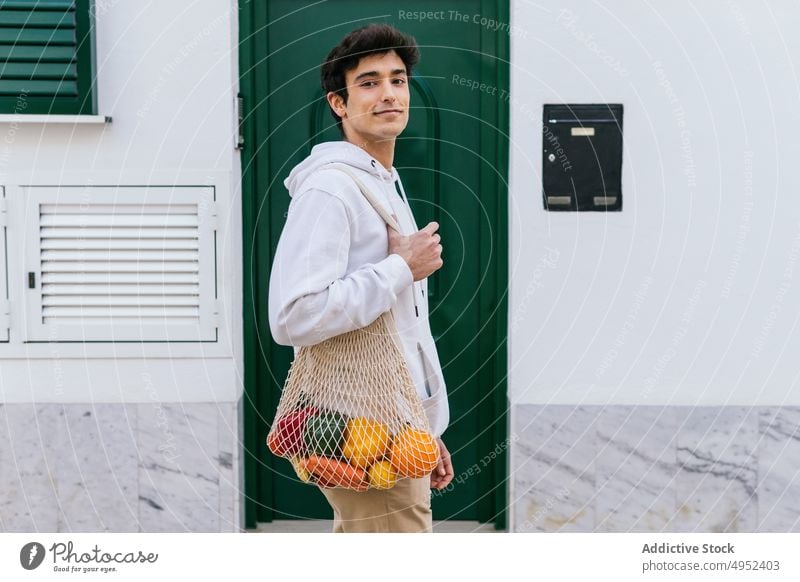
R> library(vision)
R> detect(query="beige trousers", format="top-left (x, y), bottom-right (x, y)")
top-left (319, 476), bottom-right (433, 533)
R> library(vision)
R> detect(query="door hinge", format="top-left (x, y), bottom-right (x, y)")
top-left (0, 196), bottom-right (7, 227)
top-left (0, 298), bottom-right (9, 329)
top-left (235, 93), bottom-right (244, 150)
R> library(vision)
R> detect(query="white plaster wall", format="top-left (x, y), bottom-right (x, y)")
top-left (0, 0), bottom-right (243, 403)
top-left (509, 0), bottom-right (800, 406)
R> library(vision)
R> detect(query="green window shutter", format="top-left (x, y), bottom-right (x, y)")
top-left (0, 0), bottom-right (95, 114)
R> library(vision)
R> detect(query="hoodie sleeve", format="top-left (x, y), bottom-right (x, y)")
top-left (268, 188), bottom-right (413, 347)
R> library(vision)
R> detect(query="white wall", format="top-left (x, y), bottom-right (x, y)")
top-left (510, 0), bottom-right (800, 406)
top-left (0, 1), bottom-right (242, 403)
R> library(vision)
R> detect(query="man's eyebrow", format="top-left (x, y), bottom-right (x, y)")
top-left (353, 68), bottom-right (408, 82)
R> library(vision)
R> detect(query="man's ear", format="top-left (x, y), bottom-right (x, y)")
top-left (326, 91), bottom-right (347, 119)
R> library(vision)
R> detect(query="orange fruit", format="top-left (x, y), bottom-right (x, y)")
top-left (368, 460), bottom-right (398, 490)
top-left (389, 427), bottom-right (440, 478)
top-left (342, 417), bottom-right (391, 469)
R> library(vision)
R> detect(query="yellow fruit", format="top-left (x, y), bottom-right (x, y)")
top-left (368, 460), bottom-right (398, 490)
top-left (342, 417), bottom-right (391, 469)
top-left (290, 456), bottom-right (311, 483)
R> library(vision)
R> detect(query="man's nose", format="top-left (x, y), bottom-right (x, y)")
top-left (381, 79), bottom-right (398, 102)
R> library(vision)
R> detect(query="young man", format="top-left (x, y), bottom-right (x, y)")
top-left (268, 23), bottom-right (453, 533)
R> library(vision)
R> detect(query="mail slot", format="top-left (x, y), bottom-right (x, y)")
top-left (542, 104), bottom-right (623, 211)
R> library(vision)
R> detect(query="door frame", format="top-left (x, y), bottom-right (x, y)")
top-left (239, 0), bottom-right (510, 529)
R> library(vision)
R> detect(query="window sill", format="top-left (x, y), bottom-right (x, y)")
top-left (0, 114), bottom-right (111, 124)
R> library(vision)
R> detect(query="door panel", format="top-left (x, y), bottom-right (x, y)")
top-left (241, 0), bottom-right (509, 527)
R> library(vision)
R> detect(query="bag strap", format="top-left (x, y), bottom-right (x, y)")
top-left (322, 163), bottom-right (402, 232)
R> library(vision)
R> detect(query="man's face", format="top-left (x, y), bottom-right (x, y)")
top-left (328, 50), bottom-right (411, 145)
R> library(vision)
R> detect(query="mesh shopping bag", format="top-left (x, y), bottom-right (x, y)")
top-left (267, 164), bottom-right (441, 491)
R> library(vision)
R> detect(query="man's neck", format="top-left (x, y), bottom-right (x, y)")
top-left (344, 135), bottom-right (395, 172)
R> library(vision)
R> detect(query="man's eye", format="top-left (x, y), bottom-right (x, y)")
top-left (361, 81), bottom-right (377, 87)
top-left (393, 79), bottom-right (407, 84)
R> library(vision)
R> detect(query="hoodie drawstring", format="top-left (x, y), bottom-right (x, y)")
top-left (393, 178), bottom-right (420, 318)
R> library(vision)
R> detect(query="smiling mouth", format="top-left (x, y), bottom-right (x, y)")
top-left (375, 109), bottom-right (402, 115)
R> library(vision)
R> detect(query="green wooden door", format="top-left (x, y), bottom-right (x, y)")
top-left (240, 0), bottom-right (509, 529)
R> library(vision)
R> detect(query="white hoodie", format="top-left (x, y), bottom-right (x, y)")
top-left (268, 140), bottom-right (450, 438)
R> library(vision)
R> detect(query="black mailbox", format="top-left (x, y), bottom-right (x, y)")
top-left (542, 104), bottom-right (623, 211)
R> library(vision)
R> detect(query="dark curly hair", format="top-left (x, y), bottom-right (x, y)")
top-left (320, 24), bottom-right (420, 135)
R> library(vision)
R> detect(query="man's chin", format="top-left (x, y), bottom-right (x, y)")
top-left (373, 121), bottom-right (408, 139)
top-left (345, 122), bottom-right (408, 143)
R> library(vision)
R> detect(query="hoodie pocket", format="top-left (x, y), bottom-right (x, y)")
top-left (417, 343), bottom-right (432, 398)
top-left (417, 341), bottom-right (445, 406)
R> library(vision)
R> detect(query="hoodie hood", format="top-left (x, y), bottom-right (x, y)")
top-left (283, 140), bottom-right (399, 197)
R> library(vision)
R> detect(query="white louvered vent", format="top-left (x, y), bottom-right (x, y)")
top-left (25, 187), bottom-right (217, 342)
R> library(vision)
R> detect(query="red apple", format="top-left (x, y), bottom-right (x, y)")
top-left (267, 407), bottom-right (316, 457)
